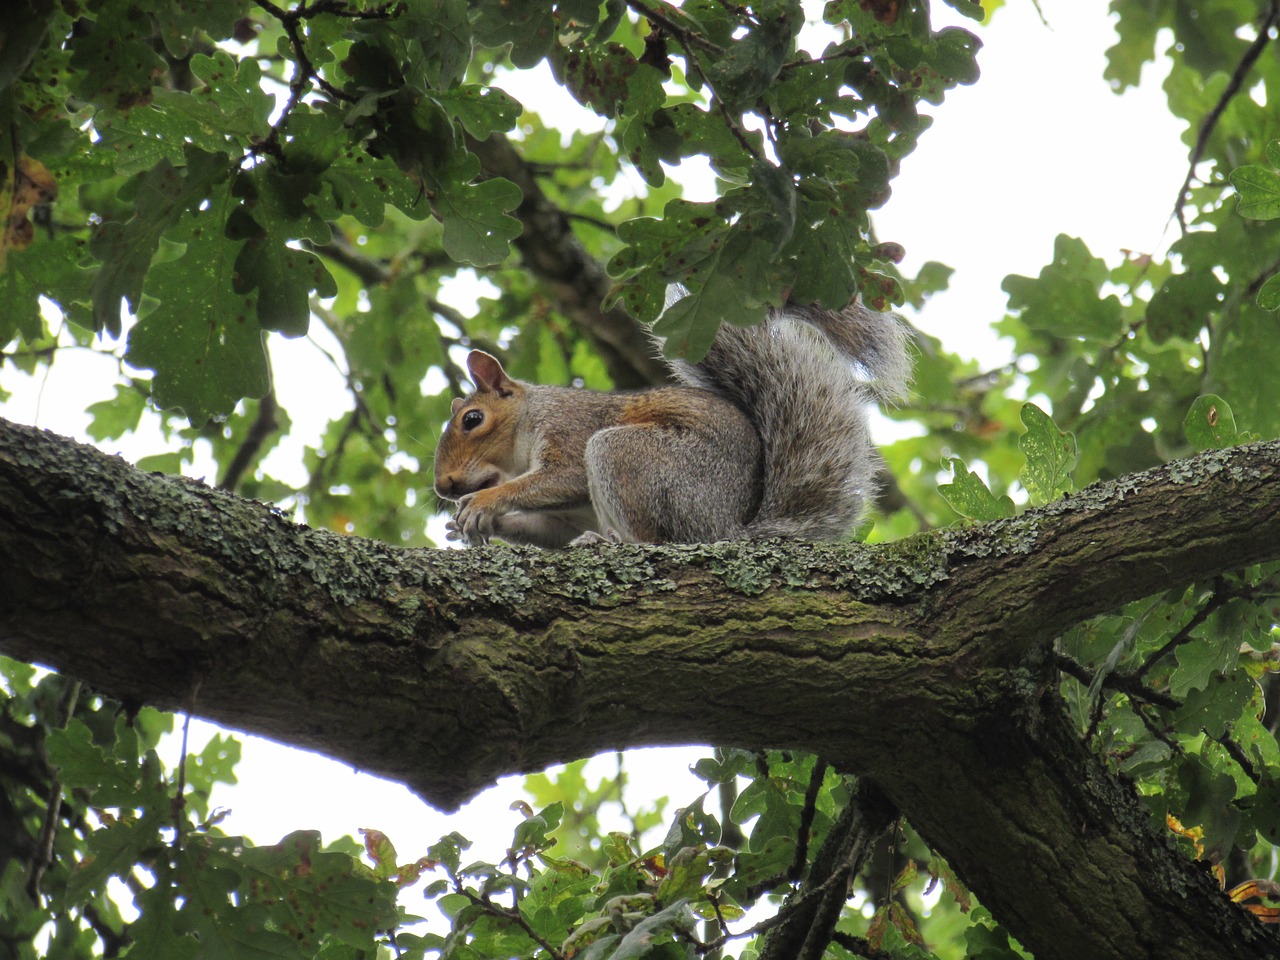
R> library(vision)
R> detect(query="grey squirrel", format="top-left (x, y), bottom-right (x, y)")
top-left (433, 301), bottom-right (911, 547)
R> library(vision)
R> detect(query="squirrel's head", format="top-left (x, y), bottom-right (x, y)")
top-left (433, 351), bottom-right (525, 501)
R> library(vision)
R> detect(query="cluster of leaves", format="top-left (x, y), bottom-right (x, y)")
top-left (1, 0), bottom-right (982, 547)
top-left (377, 751), bottom-right (1011, 960)
top-left (0, 656), bottom-right (400, 959)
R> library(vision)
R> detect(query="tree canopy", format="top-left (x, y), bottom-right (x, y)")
top-left (3, 1), bottom-right (1280, 960)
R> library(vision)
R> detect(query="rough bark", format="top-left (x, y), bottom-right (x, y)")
top-left (1, 416), bottom-right (1279, 960)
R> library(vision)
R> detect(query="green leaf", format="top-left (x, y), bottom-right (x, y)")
top-left (176, 844), bottom-right (304, 960)
top-left (1229, 164), bottom-right (1280, 220)
top-left (1001, 235), bottom-right (1124, 342)
top-left (608, 899), bottom-right (695, 960)
top-left (224, 174), bottom-right (338, 338)
top-left (933, 26), bottom-right (982, 84)
top-left (238, 831), bottom-right (399, 952)
top-left (151, 0), bottom-right (244, 58)
top-left (1170, 629), bottom-right (1239, 698)
top-left (1172, 669), bottom-right (1255, 739)
top-left (0, 232), bottom-right (95, 343)
top-left (428, 154), bottom-right (522, 265)
top-left (427, 832), bottom-right (471, 875)
top-left (185, 732), bottom-right (242, 798)
top-left (938, 457), bottom-right (1015, 521)
top-left (1146, 270), bottom-right (1224, 343)
top-left (1183, 395), bottom-right (1243, 451)
top-left (67, 813), bottom-right (168, 901)
top-left (126, 881), bottom-right (201, 960)
top-left (68, 4), bottom-right (165, 112)
top-left (90, 149), bottom-right (230, 336)
top-left (471, 0), bottom-right (556, 68)
top-left (1257, 271), bottom-right (1280, 312)
top-left (85, 383), bottom-right (148, 442)
top-left (661, 794), bottom-right (720, 864)
top-left (1247, 776), bottom-right (1280, 846)
top-left (512, 802), bottom-right (564, 850)
top-left (1018, 403), bottom-right (1077, 505)
top-left (152, 52), bottom-right (275, 147)
top-left (433, 85), bottom-right (522, 139)
top-left (46, 719), bottom-right (152, 806)
top-left (941, 0), bottom-right (987, 23)
top-left (703, 3), bottom-right (800, 109)
top-left (652, 231), bottom-right (773, 360)
top-left (397, 0), bottom-right (474, 89)
top-left (657, 846), bottom-right (711, 903)
top-left (125, 180), bottom-right (270, 424)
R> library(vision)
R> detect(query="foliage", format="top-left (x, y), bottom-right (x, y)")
top-left (0, 659), bottom-right (399, 959)
top-left (4, 0), bottom-right (1280, 958)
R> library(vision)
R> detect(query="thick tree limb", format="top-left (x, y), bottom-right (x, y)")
top-left (1, 417), bottom-right (1279, 960)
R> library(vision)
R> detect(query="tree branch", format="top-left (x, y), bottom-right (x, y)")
top-left (756, 779), bottom-right (897, 960)
top-left (2, 418), bottom-right (1280, 960)
top-left (465, 133), bottom-right (669, 389)
top-left (1172, 0), bottom-right (1280, 233)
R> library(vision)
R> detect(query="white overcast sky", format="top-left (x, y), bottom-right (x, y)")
top-left (1, 0), bottom-right (1190, 907)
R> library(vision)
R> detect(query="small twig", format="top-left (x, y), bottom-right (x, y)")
top-left (1133, 583), bottom-right (1230, 681)
top-left (249, 0), bottom-right (361, 161)
top-left (26, 679), bottom-right (81, 902)
top-left (788, 757), bottom-right (828, 881)
top-left (219, 390), bottom-right (280, 492)
top-left (1053, 652), bottom-right (1182, 713)
top-left (1127, 702), bottom-right (1187, 767)
top-left (454, 885), bottom-right (565, 960)
top-left (623, 0), bottom-right (763, 160)
top-left (1173, 0), bottom-right (1280, 234)
top-left (881, 818), bottom-right (902, 908)
top-left (1216, 725), bottom-right (1260, 785)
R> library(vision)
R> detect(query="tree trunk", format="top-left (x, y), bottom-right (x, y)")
top-left (1, 416), bottom-right (1278, 959)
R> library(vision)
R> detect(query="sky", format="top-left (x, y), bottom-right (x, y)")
top-left (1, 0), bottom-right (1193, 928)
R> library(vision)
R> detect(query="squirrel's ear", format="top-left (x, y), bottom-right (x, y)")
top-left (466, 350), bottom-right (516, 396)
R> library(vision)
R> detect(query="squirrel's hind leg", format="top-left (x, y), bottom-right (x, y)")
top-left (584, 423), bottom-right (760, 544)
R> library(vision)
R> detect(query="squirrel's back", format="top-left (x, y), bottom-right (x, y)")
top-left (664, 301), bottom-right (911, 540)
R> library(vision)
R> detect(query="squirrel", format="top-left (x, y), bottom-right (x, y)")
top-left (433, 301), bottom-right (911, 547)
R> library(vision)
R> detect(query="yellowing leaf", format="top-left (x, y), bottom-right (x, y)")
top-left (0, 154), bottom-right (57, 267)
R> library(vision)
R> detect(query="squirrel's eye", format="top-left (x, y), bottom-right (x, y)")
top-left (461, 409), bottom-right (485, 431)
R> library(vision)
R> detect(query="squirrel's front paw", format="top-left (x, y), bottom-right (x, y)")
top-left (452, 493), bottom-right (497, 546)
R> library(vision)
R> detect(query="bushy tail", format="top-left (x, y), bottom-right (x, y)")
top-left (665, 302), bottom-right (911, 540)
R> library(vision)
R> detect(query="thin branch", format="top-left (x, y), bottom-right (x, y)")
top-left (789, 757), bottom-right (829, 882)
top-left (249, 0), bottom-right (369, 162)
top-left (830, 930), bottom-right (892, 959)
top-left (172, 681), bottom-right (201, 853)
top-left (454, 884), bottom-right (565, 960)
top-left (747, 780), bottom-right (897, 960)
top-left (623, 0), bottom-right (763, 160)
top-left (1053, 652), bottom-right (1182, 712)
top-left (1132, 701), bottom-right (1184, 756)
top-left (218, 391), bottom-right (280, 492)
top-left (1173, 0), bottom-right (1280, 234)
top-left (1133, 583), bottom-right (1231, 681)
top-left (1217, 725), bottom-right (1260, 785)
top-left (26, 679), bottom-right (81, 903)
